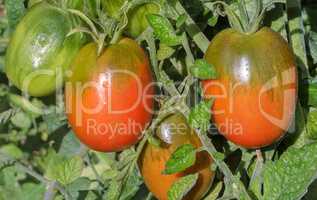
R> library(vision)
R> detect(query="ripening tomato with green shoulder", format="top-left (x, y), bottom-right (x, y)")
top-left (5, 2), bottom-right (84, 97)
top-left (202, 27), bottom-right (297, 148)
top-left (139, 114), bottom-right (214, 200)
top-left (65, 38), bottom-right (154, 152)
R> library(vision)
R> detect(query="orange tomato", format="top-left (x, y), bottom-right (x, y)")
top-left (139, 114), bottom-right (214, 200)
top-left (65, 38), bottom-right (154, 152)
top-left (203, 27), bottom-right (297, 148)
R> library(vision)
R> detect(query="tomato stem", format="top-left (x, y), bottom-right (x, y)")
top-left (210, 0), bottom-right (286, 34)
top-left (173, 1), bottom-right (210, 52)
top-left (109, 1), bottom-right (130, 44)
top-left (237, 0), bottom-right (250, 31)
top-left (249, 150), bottom-right (264, 197)
top-left (109, 26), bottom-right (124, 44)
top-left (7, 94), bottom-right (43, 116)
top-left (68, 9), bottom-right (99, 38)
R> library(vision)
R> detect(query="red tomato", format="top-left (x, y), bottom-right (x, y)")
top-left (203, 27), bottom-right (297, 148)
top-left (65, 38), bottom-right (154, 152)
top-left (139, 114), bottom-right (214, 200)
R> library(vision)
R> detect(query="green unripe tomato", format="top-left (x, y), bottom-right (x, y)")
top-left (5, 2), bottom-right (84, 97)
top-left (28, 0), bottom-right (42, 7)
top-left (102, 0), bottom-right (159, 37)
top-left (28, 0), bottom-right (83, 10)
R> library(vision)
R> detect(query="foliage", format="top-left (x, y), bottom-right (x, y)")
top-left (0, 0), bottom-right (317, 200)
top-left (163, 144), bottom-right (196, 175)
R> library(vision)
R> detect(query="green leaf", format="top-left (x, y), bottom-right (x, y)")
top-left (188, 100), bottom-right (213, 132)
top-left (10, 112), bottom-right (32, 129)
top-left (204, 182), bottom-right (223, 200)
top-left (46, 155), bottom-right (84, 185)
top-left (119, 167), bottom-right (143, 200)
top-left (85, 191), bottom-right (99, 200)
top-left (5, 0), bottom-right (25, 32)
top-left (0, 109), bottom-right (17, 124)
top-left (266, 4), bottom-right (287, 39)
top-left (157, 43), bottom-right (175, 61)
top-left (147, 14), bottom-right (182, 46)
top-left (207, 15), bottom-right (219, 27)
top-left (287, 0), bottom-right (309, 76)
top-left (263, 142), bottom-right (317, 200)
top-left (0, 166), bottom-right (27, 199)
top-left (102, 169), bottom-right (118, 181)
top-left (167, 174), bottom-right (199, 200)
top-left (42, 106), bottom-right (67, 134)
top-left (20, 183), bottom-right (45, 200)
top-left (292, 103), bottom-right (309, 148)
top-left (309, 31), bottom-right (317, 64)
top-left (104, 180), bottom-right (120, 200)
top-left (59, 131), bottom-right (83, 157)
top-left (66, 177), bottom-right (91, 199)
top-left (306, 110), bottom-right (317, 140)
top-left (190, 59), bottom-right (218, 80)
top-left (0, 144), bottom-right (23, 159)
top-left (163, 144), bottom-right (196, 175)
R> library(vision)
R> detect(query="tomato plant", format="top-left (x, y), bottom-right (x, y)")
top-left (203, 27), bottom-right (297, 148)
top-left (1, 1), bottom-right (317, 200)
top-left (102, 0), bottom-right (159, 37)
top-left (5, 2), bottom-right (83, 97)
top-left (65, 38), bottom-right (154, 152)
top-left (139, 114), bottom-right (214, 200)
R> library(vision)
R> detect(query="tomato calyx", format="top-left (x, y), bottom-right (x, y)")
top-left (66, 0), bottom-right (161, 55)
top-left (209, 0), bottom-right (285, 34)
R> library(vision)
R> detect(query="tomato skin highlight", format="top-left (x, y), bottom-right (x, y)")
top-left (5, 2), bottom-right (83, 97)
top-left (65, 38), bottom-right (154, 152)
top-left (203, 27), bottom-right (297, 148)
top-left (139, 114), bottom-right (214, 200)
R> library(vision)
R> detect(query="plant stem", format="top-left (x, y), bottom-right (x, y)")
top-left (144, 29), bottom-right (160, 80)
top-left (8, 94), bottom-right (44, 115)
top-left (237, 0), bottom-right (249, 31)
top-left (68, 9), bottom-right (99, 38)
top-left (44, 181), bottom-right (57, 200)
top-left (198, 133), bottom-right (252, 200)
top-left (146, 192), bottom-right (153, 200)
top-left (173, 1), bottom-right (210, 53)
top-left (249, 149), bottom-right (264, 198)
top-left (0, 152), bottom-right (71, 200)
top-left (86, 152), bottom-right (104, 184)
top-left (109, 28), bottom-right (123, 44)
top-left (181, 33), bottom-right (195, 64)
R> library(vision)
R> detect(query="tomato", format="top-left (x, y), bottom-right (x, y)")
top-left (65, 38), bottom-right (154, 152)
top-left (28, 0), bottom-right (83, 9)
top-left (102, 0), bottom-right (159, 37)
top-left (5, 2), bottom-right (83, 97)
top-left (202, 27), bottom-right (297, 148)
top-left (138, 114), bottom-right (214, 200)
